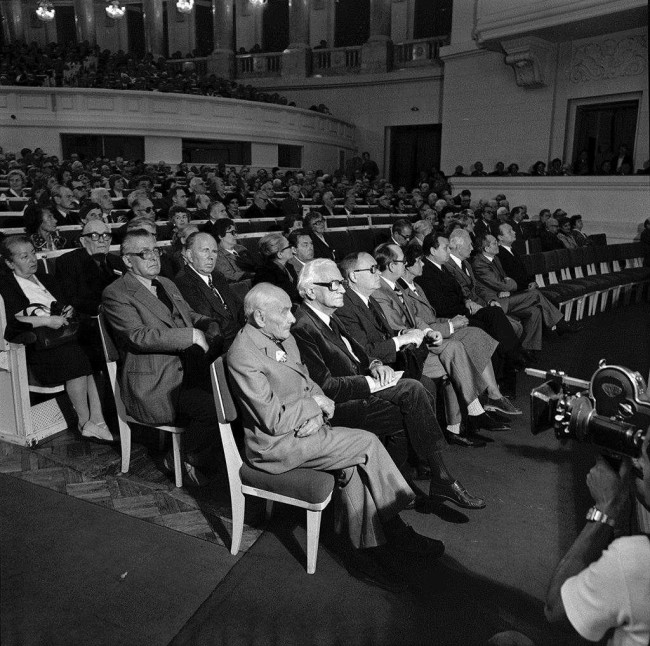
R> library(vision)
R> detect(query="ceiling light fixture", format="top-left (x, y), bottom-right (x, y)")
top-left (105, 1), bottom-right (126, 19)
top-left (36, 1), bottom-right (55, 22)
top-left (176, 0), bottom-right (194, 13)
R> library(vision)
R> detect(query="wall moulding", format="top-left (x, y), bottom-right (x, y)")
top-left (502, 37), bottom-right (555, 88)
top-left (569, 33), bottom-right (647, 83)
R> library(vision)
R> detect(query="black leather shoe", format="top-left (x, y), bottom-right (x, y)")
top-left (484, 396), bottom-right (522, 416)
top-left (429, 480), bottom-right (486, 509)
top-left (445, 432), bottom-right (486, 448)
top-left (556, 320), bottom-right (583, 335)
top-left (467, 412), bottom-right (511, 432)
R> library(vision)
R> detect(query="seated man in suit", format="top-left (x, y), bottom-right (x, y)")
top-left (102, 230), bottom-right (222, 487)
top-left (304, 212), bottom-right (336, 260)
top-left (414, 232), bottom-right (526, 395)
top-left (213, 218), bottom-right (258, 283)
top-left (57, 219), bottom-right (125, 370)
top-left (540, 218), bottom-right (565, 251)
top-left (281, 184), bottom-right (303, 219)
top-left (292, 259), bottom-right (486, 508)
top-left (470, 232), bottom-right (544, 360)
top-left (253, 232), bottom-right (300, 303)
top-left (173, 231), bottom-right (244, 356)
top-left (227, 282), bottom-right (450, 589)
top-left (286, 228), bottom-right (314, 276)
top-left (372, 243), bottom-right (519, 436)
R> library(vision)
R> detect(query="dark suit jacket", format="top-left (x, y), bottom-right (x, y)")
top-left (56, 249), bottom-right (125, 316)
top-left (497, 245), bottom-right (532, 292)
top-left (292, 305), bottom-right (375, 428)
top-left (509, 220), bottom-right (527, 241)
top-left (101, 272), bottom-right (218, 425)
top-left (309, 232), bottom-right (336, 261)
top-left (253, 261), bottom-right (300, 303)
top-left (540, 230), bottom-right (564, 251)
top-left (245, 203), bottom-right (270, 219)
top-left (470, 253), bottom-right (519, 302)
top-left (173, 266), bottom-right (244, 354)
top-left (336, 289), bottom-right (398, 364)
top-left (415, 258), bottom-right (469, 319)
top-left (444, 256), bottom-right (491, 306)
top-left (281, 197), bottom-right (302, 218)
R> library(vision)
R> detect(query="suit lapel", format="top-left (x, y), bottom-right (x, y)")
top-left (246, 325), bottom-right (311, 380)
top-left (123, 272), bottom-right (177, 325)
top-left (377, 279), bottom-right (416, 327)
top-left (301, 307), bottom-right (364, 367)
top-left (188, 269), bottom-right (230, 319)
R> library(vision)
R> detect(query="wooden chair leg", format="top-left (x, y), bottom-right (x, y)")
top-left (230, 488), bottom-right (246, 555)
top-left (119, 419), bottom-right (132, 474)
top-left (306, 509), bottom-right (323, 575)
top-left (171, 433), bottom-right (183, 488)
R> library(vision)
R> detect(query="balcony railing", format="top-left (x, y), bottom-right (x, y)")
top-left (312, 46), bottom-right (362, 76)
top-left (393, 37), bottom-right (449, 68)
top-left (236, 52), bottom-right (282, 78)
top-left (166, 57), bottom-right (208, 76)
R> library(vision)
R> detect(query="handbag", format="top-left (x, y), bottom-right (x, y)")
top-left (20, 303), bottom-right (79, 351)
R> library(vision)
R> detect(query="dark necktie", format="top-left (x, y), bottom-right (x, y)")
top-left (151, 279), bottom-right (174, 313)
top-left (368, 299), bottom-right (392, 339)
top-left (207, 276), bottom-right (229, 311)
top-left (394, 286), bottom-right (405, 305)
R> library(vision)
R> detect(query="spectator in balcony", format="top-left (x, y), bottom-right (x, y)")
top-left (489, 161), bottom-right (507, 177)
top-left (452, 165), bottom-right (467, 177)
top-left (556, 218), bottom-right (578, 249)
top-left (570, 215), bottom-right (592, 247)
top-left (50, 184), bottom-right (79, 226)
top-left (361, 152), bottom-right (380, 181)
top-left (304, 212), bottom-right (335, 261)
top-left (540, 218), bottom-right (564, 252)
top-left (598, 160), bottom-right (613, 175)
top-left (507, 163), bottom-right (524, 176)
top-left (547, 158), bottom-right (565, 176)
top-left (530, 161), bottom-right (546, 176)
top-left (471, 161), bottom-right (487, 177)
top-left (612, 144), bottom-right (633, 174)
top-left (573, 150), bottom-right (591, 176)
top-left (24, 203), bottom-right (67, 252)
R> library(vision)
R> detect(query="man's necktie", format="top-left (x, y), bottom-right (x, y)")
top-left (207, 276), bottom-right (229, 310)
top-left (394, 287), bottom-right (405, 305)
top-left (368, 299), bottom-right (392, 339)
top-left (151, 279), bottom-right (174, 313)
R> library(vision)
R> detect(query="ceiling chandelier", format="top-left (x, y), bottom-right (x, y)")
top-left (35, 1), bottom-right (55, 22)
top-left (105, 0), bottom-right (126, 19)
top-left (249, 0), bottom-right (268, 6)
top-left (176, 0), bottom-right (194, 13)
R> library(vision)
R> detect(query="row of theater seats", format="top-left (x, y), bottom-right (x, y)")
top-left (521, 244), bottom-right (650, 320)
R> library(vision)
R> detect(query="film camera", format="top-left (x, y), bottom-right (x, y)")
top-left (528, 361), bottom-right (650, 459)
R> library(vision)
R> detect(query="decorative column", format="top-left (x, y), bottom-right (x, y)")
top-left (207, 0), bottom-right (235, 79)
top-left (1, 0), bottom-right (25, 42)
top-left (282, 0), bottom-right (311, 79)
top-left (72, 0), bottom-right (96, 46)
top-left (362, 0), bottom-right (392, 73)
top-left (142, 0), bottom-right (165, 58)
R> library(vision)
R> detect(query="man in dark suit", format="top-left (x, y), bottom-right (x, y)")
top-left (540, 218), bottom-right (564, 251)
top-left (291, 259), bottom-right (485, 509)
top-left (281, 184), bottom-right (303, 219)
top-left (245, 191), bottom-right (272, 219)
top-left (50, 184), bottom-right (80, 225)
top-left (57, 220), bottom-right (125, 369)
top-left (415, 232), bottom-right (525, 391)
top-left (173, 232), bottom-right (244, 356)
top-left (102, 229), bottom-right (222, 487)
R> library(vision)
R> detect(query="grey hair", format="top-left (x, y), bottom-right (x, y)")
top-left (297, 259), bottom-right (338, 299)
top-left (127, 189), bottom-right (150, 208)
top-left (90, 187), bottom-right (110, 201)
top-left (412, 220), bottom-right (433, 237)
top-left (243, 283), bottom-right (285, 320)
top-left (448, 228), bottom-right (471, 250)
top-left (258, 232), bottom-right (286, 260)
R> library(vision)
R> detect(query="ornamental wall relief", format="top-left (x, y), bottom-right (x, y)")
top-left (570, 34), bottom-right (647, 84)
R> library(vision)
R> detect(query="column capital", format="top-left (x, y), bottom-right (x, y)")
top-left (502, 37), bottom-right (554, 89)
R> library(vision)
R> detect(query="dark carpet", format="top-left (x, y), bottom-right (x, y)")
top-left (0, 474), bottom-right (238, 646)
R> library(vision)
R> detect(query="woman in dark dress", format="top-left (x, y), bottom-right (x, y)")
top-left (0, 235), bottom-right (111, 441)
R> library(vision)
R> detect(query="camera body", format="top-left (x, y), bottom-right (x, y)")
top-left (529, 361), bottom-right (650, 458)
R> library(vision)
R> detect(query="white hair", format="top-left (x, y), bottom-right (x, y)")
top-left (243, 283), bottom-right (286, 320)
top-left (448, 228), bottom-right (470, 250)
top-left (297, 259), bottom-right (337, 299)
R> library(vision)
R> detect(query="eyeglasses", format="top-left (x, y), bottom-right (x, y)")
top-left (313, 279), bottom-right (348, 291)
top-left (354, 265), bottom-right (379, 274)
top-left (125, 248), bottom-right (161, 260)
top-left (225, 229), bottom-right (237, 235)
top-left (138, 206), bottom-right (155, 214)
top-left (312, 220), bottom-right (325, 225)
top-left (81, 232), bottom-right (112, 242)
top-left (391, 258), bottom-right (407, 264)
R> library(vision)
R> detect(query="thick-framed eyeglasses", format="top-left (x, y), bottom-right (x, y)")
top-left (313, 279), bottom-right (348, 291)
top-left (125, 248), bottom-right (161, 260)
top-left (138, 206), bottom-right (155, 214)
top-left (391, 258), bottom-right (407, 264)
top-left (81, 232), bottom-right (112, 242)
top-left (354, 265), bottom-right (379, 274)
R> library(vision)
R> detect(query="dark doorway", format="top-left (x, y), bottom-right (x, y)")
top-left (572, 100), bottom-right (638, 174)
top-left (413, 0), bottom-right (453, 39)
top-left (262, 0), bottom-right (289, 52)
top-left (195, 3), bottom-right (213, 56)
top-left (335, 0), bottom-right (370, 48)
top-left (55, 6), bottom-right (77, 45)
top-left (127, 4), bottom-right (145, 58)
top-left (61, 135), bottom-right (145, 162)
top-left (389, 125), bottom-right (442, 189)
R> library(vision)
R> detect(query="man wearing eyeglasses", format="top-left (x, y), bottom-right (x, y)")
top-left (102, 230), bottom-right (222, 487)
top-left (292, 259), bottom-right (485, 511)
top-left (57, 220), bottom-right (124, 369)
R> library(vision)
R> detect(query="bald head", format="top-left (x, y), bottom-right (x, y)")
top-left (244, 283), bottom-right (295, 340)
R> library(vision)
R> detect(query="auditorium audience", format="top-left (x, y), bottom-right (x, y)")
top-left (253, 232), bottom-right (300, 303)
top-left (23, 203), bottom-right (67, 251)
top-left (304, 212), bottom-right (336, 260)
top-left (212, 218), bottom-right (257, 283)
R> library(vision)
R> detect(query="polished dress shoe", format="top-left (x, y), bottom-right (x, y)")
top-left (484, 396), bottom-right (522, 416)
top-left (555, 319), bottom-right (583, 335)
top-left (445, 431), bottom-right (486, 448)
top-left (429, 480), bottom-right (486, 509)
top-left (467, 412), bottom-right (510, 432)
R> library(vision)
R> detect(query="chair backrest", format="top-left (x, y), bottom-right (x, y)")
top-left (210, 357), bottom-right (244, 477)
top-left (97, 309), bottom-right (120, 364)
top-left (0, 294), bottom-right (10, 352)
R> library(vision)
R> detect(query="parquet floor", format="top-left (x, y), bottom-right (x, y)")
top-left (0, 425), bottom-right (263, 552)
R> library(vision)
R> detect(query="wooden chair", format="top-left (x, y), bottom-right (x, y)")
top-left (97, 310), bottom-right (185, 488)
top-left (0, 294), bottom-right (68, 446)
top-left (210, 356), bottom-right (335, 574)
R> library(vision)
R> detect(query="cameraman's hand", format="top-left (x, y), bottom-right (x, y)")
top-left (587, 456), bottom-right (632, 518)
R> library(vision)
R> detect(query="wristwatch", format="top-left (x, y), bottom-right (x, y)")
top-left (585, 506), bottom-right (616, 527)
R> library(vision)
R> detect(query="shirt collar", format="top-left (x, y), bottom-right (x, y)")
top-left (380, 275), bottom-right (397, 290)
top-left (449, 254), bottom-right (463, 269)
top-left (188, 263), bottom-right (210, 286)
top-left (305, 302), bottom-right (331, 327)
top-left (499, 244), bottom-right (513, 254)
